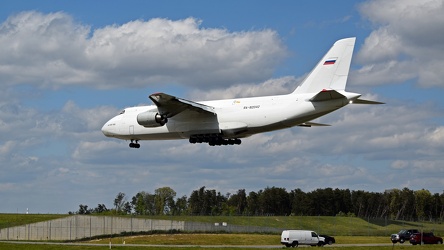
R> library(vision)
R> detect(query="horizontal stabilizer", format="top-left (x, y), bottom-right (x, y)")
top-left (352, 99), bottom-right (385, 105)
top-left (310, 89), bottom-right (346, 102)
top-left (298, 122), bottom-right (331, 127)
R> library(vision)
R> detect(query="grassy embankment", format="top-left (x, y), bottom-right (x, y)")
top-left (1, 241), bottom-right (444, 250)
top-left (0, 214), bottom-right (67, 229)
top-left (155, 215), bottom-right (443, 236)
top-left (1, 213), bottom-right (443, 249)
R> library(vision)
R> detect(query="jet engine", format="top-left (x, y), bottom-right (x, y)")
top-left (137, 111), bottom-right (167, 127)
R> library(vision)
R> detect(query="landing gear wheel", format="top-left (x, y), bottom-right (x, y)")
top-left (188, 134), bottom-right (242, 146)
top-left (129, 140), bottom-right (140, 148)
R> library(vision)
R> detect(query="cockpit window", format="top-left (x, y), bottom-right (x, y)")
top-left (119, 110), bottom-right (125, 115)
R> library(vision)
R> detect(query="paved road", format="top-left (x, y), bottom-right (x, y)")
top-left (1, 241), bottom-right (398, 248)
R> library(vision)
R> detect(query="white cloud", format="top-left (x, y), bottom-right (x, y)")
top-left (0, 11), bottom-right (286, 89)
top-left (350, 60), bottom-right (416, 86)
top-left (189, 76), bottom-right (300, 100)
top-left (356, 0), bottom-right (444, 87)
top-left (357, 28), bottom-right (402, 63)
top-left (0, 141), bottom-right (16, 155)
top-left (391, 160), bottom-right (409, 170)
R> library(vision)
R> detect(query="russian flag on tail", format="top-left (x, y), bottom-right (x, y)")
top-left (323, 57), bottom-right (337, 65)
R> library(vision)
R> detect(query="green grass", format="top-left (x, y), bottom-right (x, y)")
top-left (0, 214), bottom-right (68, 229)
top-left (127, 215), bottom-right (444, 236)
top-left (98, 234), bottom-right (391, 245)
top-left (1, 241), bottom-right (444, 250)
top-left (95, 233), bottom-right (279, 245)
top-left (1, 213), bottom-right (443, 237)
top-left (1, 214), bottom-right (443, 249)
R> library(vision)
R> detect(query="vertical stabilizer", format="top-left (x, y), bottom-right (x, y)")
top-left (293, 37), bottom-right (356, 94)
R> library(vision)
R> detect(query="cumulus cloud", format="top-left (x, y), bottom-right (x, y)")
top-left (189, 76), bottom-right (301, 100)
top-left (0, 87), bottom-right (117, 170)
top-left (355, 0), bottom-right (444, 87)
top-left (0, 11), bottom-right (286, 89)
top-left (0, 141), bottom-right (16, 155)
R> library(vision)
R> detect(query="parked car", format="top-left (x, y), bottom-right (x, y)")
top-left (319, 234), bottom-right (335, 245)
top-left (391, 229), bottom-right (419, 243)
top-left (410, 232), bottom-right (443, 245)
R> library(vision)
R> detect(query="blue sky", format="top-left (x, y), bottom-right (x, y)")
top-left (1, 0), bottom-right (443, 213)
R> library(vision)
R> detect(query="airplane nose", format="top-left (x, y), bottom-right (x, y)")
top-left (101, 122), bottom-right (114, 137)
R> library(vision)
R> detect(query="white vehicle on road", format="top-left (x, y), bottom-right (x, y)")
top-left (281, 230), bottom-right (325, 247)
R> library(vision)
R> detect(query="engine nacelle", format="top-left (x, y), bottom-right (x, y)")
top-left (137, 111), bottom-right (167, 127)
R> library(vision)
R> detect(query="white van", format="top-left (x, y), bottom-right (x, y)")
top-left (281, 230), bottom-right (324, 247)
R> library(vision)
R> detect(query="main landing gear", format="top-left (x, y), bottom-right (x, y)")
top-left (129, 140), bottom-right (140, 148)
top-left (128, 136), bottom-right (241, 148)
top-left (189, 135), bottom-right (241, 146)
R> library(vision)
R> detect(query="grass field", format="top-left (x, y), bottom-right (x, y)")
top-left (1, 213), bottom-right (443, 236)
top-left (1, 213), bottom-right (443, 250)
top-left (1, 241), bottom-right (444, 250)
top-left (114, 215), bottom-right (443, 236)
top-left (95, 234), bottom-right (390, 245)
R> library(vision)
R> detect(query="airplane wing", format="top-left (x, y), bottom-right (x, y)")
top-left (149, 92), bottom-right (216, 118)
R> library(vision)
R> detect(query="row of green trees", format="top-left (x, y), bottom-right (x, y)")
top-left (72, 186), bottom-right (444, 221)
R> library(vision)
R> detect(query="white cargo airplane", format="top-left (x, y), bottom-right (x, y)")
top-left (102, 37), bottom-right (383, 148)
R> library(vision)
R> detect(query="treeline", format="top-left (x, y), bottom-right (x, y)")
top-left (71, 186), bottom-right (444, 221)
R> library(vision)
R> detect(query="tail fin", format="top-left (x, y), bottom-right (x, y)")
top-left (293, 37), bottom-right (356, 94)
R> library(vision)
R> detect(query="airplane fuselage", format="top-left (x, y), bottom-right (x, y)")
top-left (102, 91), bottom-right (357, 142)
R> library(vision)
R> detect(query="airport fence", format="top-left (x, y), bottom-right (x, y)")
top-left (0, 215), bottom-right (184, 241)
top-left (0, 215), bottom-right (281, 241)
top-left (184, 221), bottom-right (281, 234)
top-left (2, 215), bottom-right (443, 241)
